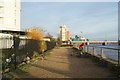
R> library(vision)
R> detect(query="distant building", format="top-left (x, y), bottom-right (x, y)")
top-left (0, 0), bottom-right (21, 31)
top-left (25, 27), bottom-right (51, 41)
top-left (73, 35), bottom-right (87, 41)
top-left (66, 30), bottom-right (70, 41)
top-left (59, 25), bottom-right (70, 41)
top-left (25, 27), bottom-right (39, 32)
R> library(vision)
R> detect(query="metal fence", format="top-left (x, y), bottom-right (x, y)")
top-left (83, 45), bottom-right (118, 64)
top-left (0, 39), bottom-right (13, 49)
top-left (1, 38), bottom-right (56, 73)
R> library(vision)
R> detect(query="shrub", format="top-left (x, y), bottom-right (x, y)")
top-left (33, 51), bottom-right (39, 57)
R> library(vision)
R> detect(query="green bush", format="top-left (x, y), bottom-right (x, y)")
top-left (33, 51), bottom-right (39, 57)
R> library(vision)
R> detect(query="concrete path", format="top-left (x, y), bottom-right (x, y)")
top-left (18, 47), bottom-right (113, 78)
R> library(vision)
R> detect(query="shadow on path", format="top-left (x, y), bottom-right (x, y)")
top-left (29, 64), bottom-right (71, 77)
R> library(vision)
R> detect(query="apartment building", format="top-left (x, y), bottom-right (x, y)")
top-left (0, 0), bottom-right (20, 31)
top-left (66, 30), bottom-right (70, 41)
top-left (0, 0), bottom-right (21, 49)
top-left (59, 25), bottom-right (70, 41)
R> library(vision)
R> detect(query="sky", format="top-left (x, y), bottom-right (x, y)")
top-left (21, 2), bottom-right (118, 41)
top-left (21, 0), bottom-right (119, 2)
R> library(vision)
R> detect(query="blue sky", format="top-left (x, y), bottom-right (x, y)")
top-left (21, 2), bottom-right (118, 41)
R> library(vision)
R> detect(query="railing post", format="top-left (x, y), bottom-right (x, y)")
top-left (101, 48), bottom-right (105, 59)
top-left (87, 46), bottom-right (89, 52)
top-left (93, 47), bottom-right (95, 55)
top-left (86, 46), bottom-right (87, 52)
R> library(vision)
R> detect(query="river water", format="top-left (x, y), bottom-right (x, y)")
top-left (88, 43), bottom-right (119, 61)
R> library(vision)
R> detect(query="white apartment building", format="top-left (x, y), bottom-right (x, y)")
top-left (0, 0), bottom-right (21, 49)
top-left (0, 0), bottom-right (21, 31)
top-left (59, 25), bottom-right (70, 41)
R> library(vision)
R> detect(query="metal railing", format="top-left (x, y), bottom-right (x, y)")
top-left (83, 45), bottom-right (119, 64)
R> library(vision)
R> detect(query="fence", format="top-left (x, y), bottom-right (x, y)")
top-left (0, 39), bottom-right (13, 49)
top-left (1, 38), bottom-right (56, 73)
top-left (83, 45), bottom-right (118, 64)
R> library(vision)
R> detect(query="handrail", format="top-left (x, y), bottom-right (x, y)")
top-left (73, 43), bottom-right (118, 64)
top-left (83, 45), bottom-right (118, 64)
top-left (86, 45), bottom-right (119, 50)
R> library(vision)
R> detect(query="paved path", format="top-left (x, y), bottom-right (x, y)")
top-left (18, 47), bottom-right (113, 78)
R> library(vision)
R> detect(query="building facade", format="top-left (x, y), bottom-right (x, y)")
top-left (0, 0), bottom-right (21, 49)
top-left (59, 25), bottom-right (70, 41)
top-left (66, 30), bottom-right (70, 41)
top-left (0, 0), bottom-right (21, 31)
